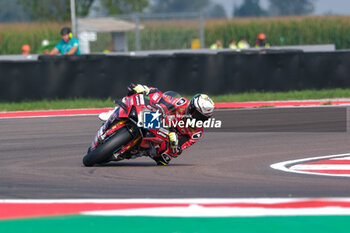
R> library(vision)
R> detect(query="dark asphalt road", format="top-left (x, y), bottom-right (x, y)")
top-left (1, 107), bottom-right (350, 198)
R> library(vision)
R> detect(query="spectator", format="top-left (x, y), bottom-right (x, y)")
top-left (49, 27), bottom-right (81, 55)
top-left (191, 38), bottom-right (201, 49)
top-left (237, 38), bottom-right (250, 49)
top-left (210, 40), bottom-right (223, 50)
top-left (21, 44), bottom-right (31, 55)
top-left (229, 40), bottom-right (237, 49)
top-left (255, 33), bottom-right (270, 48)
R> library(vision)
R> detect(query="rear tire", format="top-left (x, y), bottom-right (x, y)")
top-left (83, 127), bottom-right (133, 167)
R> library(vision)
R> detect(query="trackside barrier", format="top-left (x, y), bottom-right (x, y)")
top-left (1, 50), bottom-right (350, 101)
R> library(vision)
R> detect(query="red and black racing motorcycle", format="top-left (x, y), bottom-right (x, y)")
top-left (82, 92), bottom-right (176, 167)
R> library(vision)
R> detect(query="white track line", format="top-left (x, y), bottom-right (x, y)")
top-left (4, 198), bottom-right (350, 217)
top-left (0, 198), bottom-right (309, 204)
top-left (82, 206), bottom-right (350, 217)
top-left (271, 153), bottom-right (350, 177)
top-left (333, 157), bottom-right (350, 160)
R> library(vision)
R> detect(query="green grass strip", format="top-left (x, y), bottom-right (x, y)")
top-left (1, 89), bottom-right (350, 112)
top-left (0, 98), bottom-right (114, 112)
top-left (1, 215), bottom-right (350, 233)
top-left (210, 88), bottom-right (350, 102)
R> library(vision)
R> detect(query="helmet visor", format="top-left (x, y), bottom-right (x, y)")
top-left (188, 104), bottom-right (209, 122)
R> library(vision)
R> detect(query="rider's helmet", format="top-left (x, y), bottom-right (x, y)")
top-left (60, 27), bottom-right (72, 36)
top-left (187, 94), bottom-right (214, 121)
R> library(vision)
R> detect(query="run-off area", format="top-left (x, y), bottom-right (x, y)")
top-left (1, 107), bottom-right (350, 232)
top-left (1, 199), bottom-right (350, 233)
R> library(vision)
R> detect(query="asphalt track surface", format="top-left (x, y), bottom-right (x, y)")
top-left (1, 107), bottom-right (350, 199)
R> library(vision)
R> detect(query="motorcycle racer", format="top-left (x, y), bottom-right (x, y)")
top-left (99, 84), bottom-right (215, 165)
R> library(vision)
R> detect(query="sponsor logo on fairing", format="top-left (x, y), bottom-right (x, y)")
top-left (135, 95), bottom-right (140, 106)
top-left (152, 93), bottom-right (160, 101)
top-left (156, 131), bottom-right (168, 138)
top-left (176, 98), bottom-right (187, 106)
top-left (192, 132), bottom-right (202, 139)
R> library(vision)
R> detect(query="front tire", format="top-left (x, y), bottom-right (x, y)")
top-left (83, 127), bottom-right (133, 167)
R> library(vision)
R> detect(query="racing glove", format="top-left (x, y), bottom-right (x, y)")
top-left (168, 132), bottom-right (178, 149)
top-left (154, 153), bottom-right (171, 166)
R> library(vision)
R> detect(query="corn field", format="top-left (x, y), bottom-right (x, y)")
top-left (1, 16), bottom-right (350, 54)
top-left (0, 23), bottom-right (68, 55)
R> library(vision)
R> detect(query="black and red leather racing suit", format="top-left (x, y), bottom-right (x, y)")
top-left (130, 87), bottom-right (203, 161)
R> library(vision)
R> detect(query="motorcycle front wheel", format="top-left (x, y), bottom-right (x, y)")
top-left (82, 127), bottom-right (133, 167)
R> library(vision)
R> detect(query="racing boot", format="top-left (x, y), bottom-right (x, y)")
top-left (153, 153), bottom-right (171, 166)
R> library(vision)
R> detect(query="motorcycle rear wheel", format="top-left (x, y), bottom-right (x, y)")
top-left (82, 127), bottom-right (133, 167)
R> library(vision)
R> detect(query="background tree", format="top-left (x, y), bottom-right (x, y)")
top-left (16, 0), bottom-right (94, 21)
top-left (268, 0), bottom-right (316, 16)
top-left (150, 0), bottom-right (210, 13)
top-left (205, 4), bottom-right (227, 18)
top-left (233, 0), bottom-right (266, 17)
top-left (0, 0), bottom-right (30, 22)
top-left (150, 0), bottom-right (226, 18)
top-left (16, 0), bottom-right (148, 21)
top-left (101, 0), bottom-right (148, 15)
top-left (76, 0), bottom-right (96, 17)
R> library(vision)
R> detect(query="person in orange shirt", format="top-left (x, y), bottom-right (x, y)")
top-left (255, 33), bottom-right (271, 48)
top-left (21, 44), bottom-right (31, 55)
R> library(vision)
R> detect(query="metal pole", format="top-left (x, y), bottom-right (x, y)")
top-left (70, 0), bottom-right (77, 36)
top-left (232, 0), bottom-right (236, 18)
top-left (135, 14), bottom-right (140, 51)
top-left (200, 12), bottom-right (205, 49)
